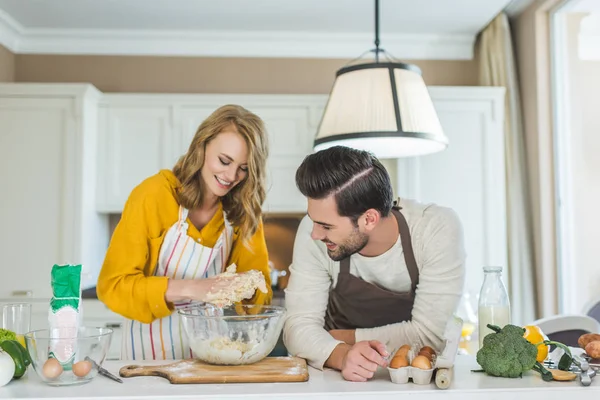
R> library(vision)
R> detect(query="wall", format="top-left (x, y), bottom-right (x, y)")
top-left (0, 44), bottom-right (14, 82)
top-left (12, 52), bottom-right (479, 292)
top-left (14, 55), bottom-right (473, 197)
top-left (512, 0), bottom-right (563, 317)
top-left (565, 13), bottom-right (600, 312)
top-left (14, 55), bottom-right (478, 94)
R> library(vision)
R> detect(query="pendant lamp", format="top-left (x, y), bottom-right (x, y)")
top-left (314, 0), bottom-right (449, 158)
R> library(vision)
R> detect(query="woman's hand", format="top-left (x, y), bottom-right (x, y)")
top-left (165, 272), bottom-right (263, 306)
top-left (165, 275), bottom-right (237, 304)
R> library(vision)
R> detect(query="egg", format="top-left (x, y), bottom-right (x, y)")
top-left (72, 360), bottom-right (92, 377)
top-left (397, 344), bottom-right (411, 353)
top-left (393, 344), bottom-right (411, 358)
top-left (42, 358), bottom-right (63, 379)
top-left (419, 345), bottom-right (436, 356)
top-left (389, 355), bottom-right (409, 369)
top-left (411, 354), bottom-right (432, 370)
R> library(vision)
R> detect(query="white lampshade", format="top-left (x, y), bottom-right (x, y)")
top-left (314, 62), bottom-right (448, 158)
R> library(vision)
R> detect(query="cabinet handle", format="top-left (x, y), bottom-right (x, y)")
top-left (105, 323), bottom-right (121, 329)
top-left (11, 290), bottom-right (33, 297)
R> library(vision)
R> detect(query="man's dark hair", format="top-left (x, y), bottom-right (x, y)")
top-left (295, 146), bottom-right (394, 223)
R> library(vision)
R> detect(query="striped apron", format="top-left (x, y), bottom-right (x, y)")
top-left (122, 205), bottom-right (234, 360)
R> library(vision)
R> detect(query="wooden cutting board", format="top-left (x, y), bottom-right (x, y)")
top-left (119, 356), bottom-right (309, 384)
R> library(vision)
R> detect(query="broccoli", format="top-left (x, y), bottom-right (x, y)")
top-left (476, 324), bottom-right (539, 378)
top-left (0, 329), bottom-right (16, 343)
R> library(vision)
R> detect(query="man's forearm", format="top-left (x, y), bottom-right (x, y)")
top-left (324, 343), bottom-right (351, 370)
top-left (329, 329), bottom-right (356, 345)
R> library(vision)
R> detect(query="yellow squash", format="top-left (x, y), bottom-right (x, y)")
top-left (523, 325), bottom-right (549, 362)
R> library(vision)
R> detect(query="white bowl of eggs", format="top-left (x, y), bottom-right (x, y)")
top-left (24, 327), bottom-right (113, 386)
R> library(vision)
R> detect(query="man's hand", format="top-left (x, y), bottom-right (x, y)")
top-left (329, 329), bottom-right (356, 345)
top-left (341, 340), bottom-right (389, 382)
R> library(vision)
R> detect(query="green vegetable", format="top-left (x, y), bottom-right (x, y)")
top-left (532, 361), bottom-right (553, 381)
top-left (532, 340), bottom-right (573, 371)
top-left (0, 329), bottom-right (16, 344)
top-left (476, 324), bottom-right (538, 378)
top-left (0, 340), bottom-right (31, 379)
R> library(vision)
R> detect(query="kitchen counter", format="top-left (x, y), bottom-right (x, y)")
top-left (0, 355), bottom-right (597, 400)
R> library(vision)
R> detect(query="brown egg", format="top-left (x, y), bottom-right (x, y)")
top-left (419, 346), bottom-right (436, 357)
top-left (418, 350), bottom-right (433, 361)
top-left (389, 355), bottom-right (409, 369)
top-left (42, 358), bottom-right (63, 379)
top-left (411, 355), bottom-right (432, 370)
top-left (72, 360), bottom-right (92, 377)
top-left (394, 344), bottom-right (411, 358)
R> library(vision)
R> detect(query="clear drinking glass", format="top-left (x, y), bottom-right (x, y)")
top-left (456, 291), bottom-right (478, 353)
top-left (2, 303), bottom-right (32, 347)
top-left (477, 266), bottom-right (511, 349)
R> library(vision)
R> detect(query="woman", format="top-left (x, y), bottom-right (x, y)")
top-left (97, 104), bottom-right (273, 360)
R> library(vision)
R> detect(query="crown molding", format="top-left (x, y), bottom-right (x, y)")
top-left (0, 11), bottom-right (474, 60)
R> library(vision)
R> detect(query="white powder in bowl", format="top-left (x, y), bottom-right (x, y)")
top-left (189, 327), bottom-right (278, 365)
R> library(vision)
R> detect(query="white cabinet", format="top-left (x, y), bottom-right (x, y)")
top-left (96, 95), bottom-right (323, 213)
top-left (81, 300), bottom-right (125, 361)
top-left (0, 84), bottom-right (109, 300)
top-left (96, 105), bottom-right (175, 212)
top-left (395, 87), bottom-right (507, 299)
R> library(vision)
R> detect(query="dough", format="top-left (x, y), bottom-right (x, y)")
top-left (205, 264), bottom-right (268, 308)
top-left (189, 326), bottom-right (276, 365)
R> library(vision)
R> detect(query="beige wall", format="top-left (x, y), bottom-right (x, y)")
top-left (14, 55), bottom-right (478, 94)
top-left (0, 44), bottom-right (15, 82)
top-left (565, 13), bottom-right (600, 313)
top-left (14, 54), bottom-right (473, 200)
top-left (513, 0), bottom-right (562, 317)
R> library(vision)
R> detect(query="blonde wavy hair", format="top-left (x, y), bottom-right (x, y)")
top-left (173, 105), bottom-right (269, 245)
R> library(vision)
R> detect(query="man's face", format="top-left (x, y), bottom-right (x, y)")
top-left (307, 195), bottom-right (368, 261)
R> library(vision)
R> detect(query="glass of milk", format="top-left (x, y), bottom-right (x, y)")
top-left (478, 266), bottom-right (511, 349)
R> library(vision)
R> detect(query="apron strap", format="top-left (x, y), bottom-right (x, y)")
top-left (391, 204), bottom-right (419, 294)
top-left (340, 255), bottom-right (351, 275)
top-left (177, 205), bottom-right (190, 229)
top-left (339, 201), bottom-right (419, 294)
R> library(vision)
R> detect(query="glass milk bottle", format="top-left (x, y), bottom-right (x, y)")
top-left (478, 266), bottom-right (511, 348)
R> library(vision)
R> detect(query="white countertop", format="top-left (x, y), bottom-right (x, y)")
top-left (0, 355), bottom-right (597, 400)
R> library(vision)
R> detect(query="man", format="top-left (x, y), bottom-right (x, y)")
top-left (283, 146), bottom-right (466, 382)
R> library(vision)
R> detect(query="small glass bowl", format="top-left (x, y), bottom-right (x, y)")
top-left (25, 327), bottom-right (113, 386)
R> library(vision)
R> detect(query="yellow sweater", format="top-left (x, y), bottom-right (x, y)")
top-left (97, 169), bottom-right (272, 323)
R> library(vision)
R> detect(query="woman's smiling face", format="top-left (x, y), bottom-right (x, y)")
top-left (201, 127), bottom-right (249, 198)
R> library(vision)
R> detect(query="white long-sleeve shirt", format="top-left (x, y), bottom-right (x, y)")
top-left (283, 199), bottom-right (466, 370)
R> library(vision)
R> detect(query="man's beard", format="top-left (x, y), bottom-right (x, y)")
top-left (324, 227), bottom-right (369, 261)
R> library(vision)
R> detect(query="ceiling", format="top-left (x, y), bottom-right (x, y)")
top-left (0, 0), bottom-right (524, 59)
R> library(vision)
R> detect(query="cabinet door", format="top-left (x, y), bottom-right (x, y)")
top-left (396, 90), bottom-right (506, 299)
top-left (97, 106), bottom-right (174, 212)
top-left (81, 300), bottom-right (125, 361)
top-left (254, 106), bottom-right (313, 213)
top-left (0, 98), bottom-right (77, 299)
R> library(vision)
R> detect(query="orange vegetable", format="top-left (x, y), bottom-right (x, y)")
top-left (523, 325), bottom-right (548, 363)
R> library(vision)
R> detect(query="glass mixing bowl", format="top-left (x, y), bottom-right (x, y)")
top-left (24, 327), bottom-right (113, 386)
top-left (178, 304), bottom-right (286, 365)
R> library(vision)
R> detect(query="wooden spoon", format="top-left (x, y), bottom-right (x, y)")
top-left (549, 369), bottom-right (577, 381)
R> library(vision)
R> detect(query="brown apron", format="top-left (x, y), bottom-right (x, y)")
top-left (324, 206), bottom-right (419, 330)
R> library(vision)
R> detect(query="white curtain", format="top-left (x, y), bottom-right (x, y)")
top-left (477, 13), bottom-right (538, 325)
